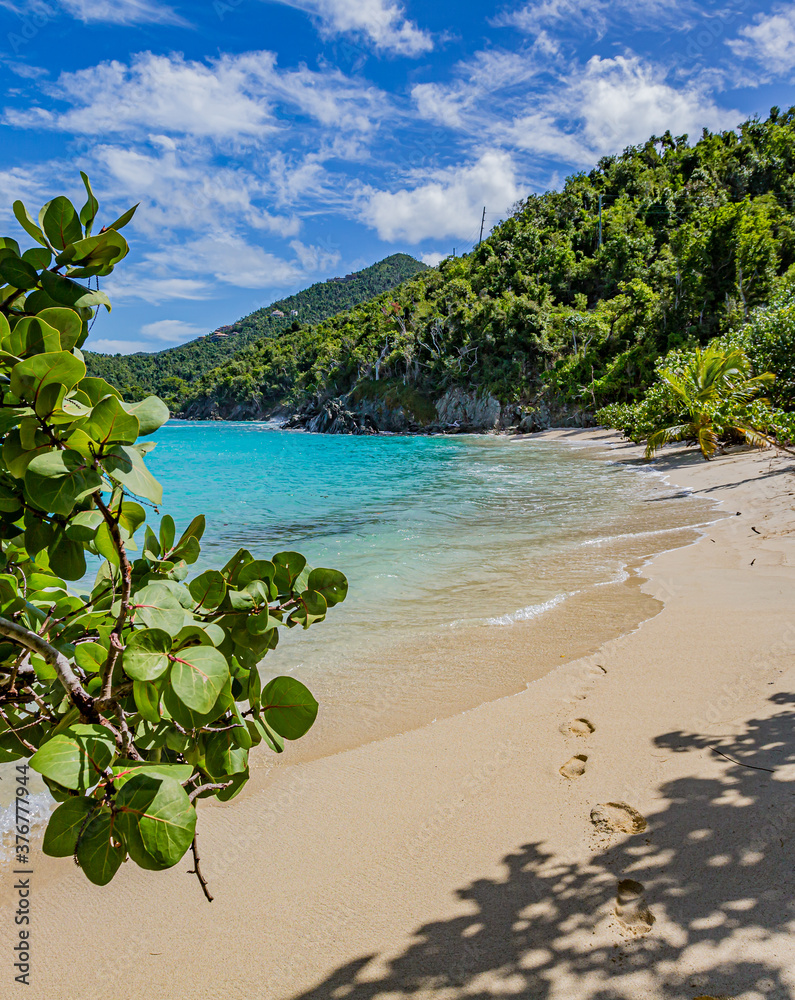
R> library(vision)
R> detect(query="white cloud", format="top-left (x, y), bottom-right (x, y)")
top-left (728, 6), bottom-right (795, 76)
top-left (574, 55), bottom-right (737, 155)
top-left (266, 0), bottom-right (432, 56)
top-left (360, 151), bottom-right (522, 243)
top-left (89, 339), bottom-right (151, 355)
top-left (59, 0), bottom-right (187, 24)
top-left (493, 55), bottom-right (738, 163)
top-left (0, 0), bottom-right (187, 25)
top-left (495, 0), bottom-right (690, 36)
top-left (5, 50), bottom-right (387, 141)
top-left (420, 251), bottom-right (445, 266)
top-left (289, 239), bottom-right (341, 272)
top-left (139, 319), bottom-right (204, 343)
top-left (103, 276), bottom-right (210, 305)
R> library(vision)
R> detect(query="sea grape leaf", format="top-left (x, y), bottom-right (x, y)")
top-left (102, 445), bottom-right (163, 504)
top-left (36, 307), bottom-right (82, 352)
top-left (41, 196), bottom-right (83, 250)
top-left (133, 680), bottom-right (162, 725)
top-left (12, 200), bottom-right (49, 248)
top-left (188, 570), bottom-right (226, 610)
top-left (80, 394), bottom-right (139, 446)
top-left (115, 773), bottom-right (196, 868)
top-left (122, 396), bottom-right (169, 436)
top-left (0, 255), bottom-right (38, 290)
top-left (124, 628), bottom-right (172, 682)
top-left (79, 171), bottom-right (99, 236)
top-left (261, 676), bottom-right (318, 740)
top-left (11, 347), bottom-right (85, 395)
top-left (307, 568), bottom-right (348, 607)
top-left (42, 797), bottom-right (96, 857)
top-left (170, 645), bottom-right (229, 714)
top-left (132, 584), bottom-right (187, 636)
top-left (30, 724), bottom-right (116, 790)
top-left (24, 449), bottom-right (102, 516)
top-left (205, 730), bottom-right (249, 779)
top-left (75, 808), bottom-right (125, 886)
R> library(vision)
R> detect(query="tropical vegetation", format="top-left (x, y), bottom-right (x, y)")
top-left (85, 254), bottom-right (427, 410)
top-left (170, 109), bottom-right (795, 436)
top-left (0, 178), bottom-right (347, 897)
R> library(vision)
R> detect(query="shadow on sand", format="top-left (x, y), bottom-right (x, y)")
top-left (290, 695), bottom-right (795, 1000)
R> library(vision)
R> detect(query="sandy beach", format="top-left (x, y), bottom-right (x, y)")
top-left (6, 429), bottom-right (795, 1000)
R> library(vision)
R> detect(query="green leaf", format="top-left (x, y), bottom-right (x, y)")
top-left (117, 500), bottom-right (146, 536)
top-left (188, 570), bottom-right (226, 610)
top-left (133, 680), bottom-right (162, 725)
top-left (79, 172), bottom-right (99, 237)
top-left (13, 200), bottom-right (49, 247)
top-left (102, 445), bottom-right (162, 504)
top-left (159, 514), bottom-right (176, 553)
top-left (40, 269), bottom-right (111, 312)
top-left (77, 376), bottom-right (122, 405)
top-left (49, 532), bottom-right (87, 580)
top-left (175, 514), bottom-right (205, 549)
top-left (24, 449), bottom-right (102, 517)
top-left (121, 396), bottom-right (169, 436)
top-left (0, 255), bottom-right (39, 290)
top-left (106, 203), bottom-right (139, 232)
top-left (115, 773), bottom-right (196, 869)
top-left (74, 641), bottom-right (107, 674)
top-left (37, 307), bottom-right (82, 351)
top-left (113, 761), bottom-right (194, 790)
top-left (76, 808), bottom-right (125, 886)
top-left (22, 246), bottom-right (52, 269)
top-left (0, 236), bottom-right (21, 254)
top-left (170, 645), bottom-right (229, 714)
top-left (80, 394), bottom-right (140, 446)
top-left (41, 196), bottom-right (84, 251)
top-left (11, 351), bottom-right (86, 414)
top-left (273, 551), bottom-right (307, 591)
top-left (30, 724), bottom-right (116, 790)
top-left (65, 509), bottom-right (103, 542)
top-left (4, 316), bottom-right (62, 358)
top-left (132, 584), bottom-right (187, 636)
top-left (261, 676), bottom-right (318, 740)
top-left (42, 798), bottom-right (96, 857)
top-left (124, 628), bottom-right (172, 682)
top-left (307, 568), bottom-right (348, 607)
top-left (237, 559), bottom-right (276, 589)
top-left (205, 730), bottom-right (249, 779)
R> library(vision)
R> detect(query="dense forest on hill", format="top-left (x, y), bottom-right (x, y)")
top-left (84, 253), bottom-right (427, 407)
top-left (178, 109), bottom-right (795, 428)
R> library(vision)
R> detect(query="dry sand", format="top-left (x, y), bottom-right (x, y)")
top-left (5, 430), bottom-right (795, 1000)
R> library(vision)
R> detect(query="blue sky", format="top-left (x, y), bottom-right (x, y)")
top-left (0, 0), bottom-right (793, 354)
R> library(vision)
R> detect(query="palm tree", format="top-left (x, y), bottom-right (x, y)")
top-left (645, 346), bottom-right (775, 460)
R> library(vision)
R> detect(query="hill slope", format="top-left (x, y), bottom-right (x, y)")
top-left (179, 108), bottom-right (795, 431)
top-left (84, 253), bottom-right (427, 407)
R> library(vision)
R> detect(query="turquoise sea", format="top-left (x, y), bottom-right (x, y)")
top-left (1, 423), bottom-right (717, 848)
top-left (142, 423), bottom-right (716, 756)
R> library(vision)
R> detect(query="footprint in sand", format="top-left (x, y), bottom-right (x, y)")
top-left (614, 879), bottom-right (655, 935)
top-left (590, 802), bottom-right (647, 836)
top-left (560, 754), bottom-right (588, 780)
top-left (560, 718), bottom-right (595, 738)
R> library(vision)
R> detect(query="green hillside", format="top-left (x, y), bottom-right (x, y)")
top-left (179, 108), bottom-right (795, 430)
top-left (84, 253), bottom-right (427, 407)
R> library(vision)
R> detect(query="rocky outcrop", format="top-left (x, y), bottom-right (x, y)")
top-left (180, 387), bottom-right (596, 435)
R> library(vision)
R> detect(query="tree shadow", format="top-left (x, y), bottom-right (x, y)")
top-left (289, 695), bottom-right (795, 1000)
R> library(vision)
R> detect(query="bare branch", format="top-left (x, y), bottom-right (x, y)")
top-left (0, 616), bottom-right (96, 718)
top-left (94, 493), bottom-right (133, 700)
top-left (187, 833), bottom-right (214, 903)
